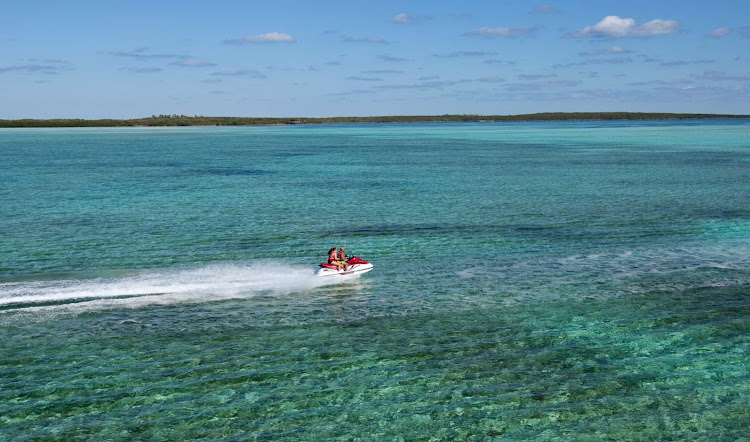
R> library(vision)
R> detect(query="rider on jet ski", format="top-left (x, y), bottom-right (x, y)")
top-left (337, 247), bottom-right (349, 261)
top-left (327, 247), bottom-right (349, 271)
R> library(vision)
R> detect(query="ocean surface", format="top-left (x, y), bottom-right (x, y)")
top-left (1, 120), bottom-right (749, 440)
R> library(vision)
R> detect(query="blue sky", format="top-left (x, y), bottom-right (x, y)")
top-left (1, 0), bottom-right (749, 118)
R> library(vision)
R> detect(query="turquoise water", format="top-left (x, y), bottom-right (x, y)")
top-left (1, 121), bottom-right (749, 440)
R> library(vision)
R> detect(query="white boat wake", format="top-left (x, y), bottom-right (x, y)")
top-left (0, 262), bottom-right (345, 317)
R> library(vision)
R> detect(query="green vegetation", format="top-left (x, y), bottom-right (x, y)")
top-left (1, 112), bottom-right (749, 128)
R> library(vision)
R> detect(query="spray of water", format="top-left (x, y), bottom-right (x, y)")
top-left (0, 262), bottom-right (349, 316)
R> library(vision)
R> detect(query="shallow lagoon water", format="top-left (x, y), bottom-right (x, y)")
top-left (1, 121), bottom-right (749, 439)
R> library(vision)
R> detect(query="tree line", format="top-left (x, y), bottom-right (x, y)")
top-left (1, 112), bottom-right (749, 128)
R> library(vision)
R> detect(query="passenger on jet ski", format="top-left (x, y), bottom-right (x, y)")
top-left (327, 247), bottom-right (345, 271)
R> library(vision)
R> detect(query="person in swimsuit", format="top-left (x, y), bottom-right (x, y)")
top-left (337, 247), bottom-right (350, 271)
top-left (327, 247), bottom-right (343, 271)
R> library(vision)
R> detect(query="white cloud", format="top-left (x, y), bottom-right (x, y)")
top-left (692, 70), bottom-right (750, 81)
top-left (112, 48), bottom-right (181, 59)
top-left (111, 48), bottom-right (147, 57)
top-left (362, 69), bottom-right (403, 74)
top-left (433, 51), bottom-right (497, 58)
top-left (505, 79), bottom-right (580, 91)
top-left (375, 79), bottom-right (473, 90)
top-left (133, 67), bottom-right (162, 73)
top-left (478, 76), bottom-right (505, 83)
top-left (482, 59), bottom-right (516, 65)
top-left (579, 46), bottom-right (631, 56)
top-left (170, 58), bottom-right (216, 67)
top-left (572, 16), bottom-right (680, 38)
top-left (518, 74), bottom-right (557, 80)
top-left (378, 54), bottom-right (408, 62)
top-left (0, 63), bottom-right (71, 74)
top-left (660, 59), bottom-right (715, 67)
top-left (210, 69), bottom-right (265, 78)
top-left (628, 79), bottom-right (692, 86)
top-left (347, 76), bottom-right (383, 81)
top-left (530, 4), bottom-right (561, 14)
top-left (464, 26), bottom-right (536, 38)
top-left (225, 32), bottom-right (295, 44)
top-left (30, 58), bottom-right (68, 64)
top-left (552, 57), bottom-right (633, 68)
top-left (344, 36), bottom-right (390, 44)
top-left (390, 13), bottom-right (414, 24)
top-left (707, 27), bottom-right (732, 38)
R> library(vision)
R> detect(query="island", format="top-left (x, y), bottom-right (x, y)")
top-left (1, 112), bottom-right (749, 128)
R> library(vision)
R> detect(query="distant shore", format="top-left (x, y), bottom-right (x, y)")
top-left (2, 112), bottom-right (749, 128)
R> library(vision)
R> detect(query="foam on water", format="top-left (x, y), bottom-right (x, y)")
top-left (0, 261), bottom-right (342, 316)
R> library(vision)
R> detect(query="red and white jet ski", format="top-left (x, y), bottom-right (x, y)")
top-left (315, 256), bottom-right (374, 277)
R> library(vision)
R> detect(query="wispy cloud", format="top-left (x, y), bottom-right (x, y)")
top-left (570, 16), bottom-right (680, 38)
top-left (209, 69), bottom-right (265, 78)
top-left (347, 76), bottom-right (383, 81)
top-left (628, 78), bottom-right (692, 86)
top-left (482, 59), bottom-right (516, 65)
top-left (390, 13), bottom-right (414, 24)
top-left (478, 76), bottom-right (505, 83)
top-left (578, 71), bottom-right (600, 78)
top-left (660, 59), bottom-right (715, 67)
top-left (579, 46), bottom-right (631, 56)
top-left (464, 26), bottom-right (537, 38)
top-left (362, 69), bottom-right (403, 74)
top-left (119, 66), bottom-right (163, 73)
top-left (553, 57), bottom-right (633, 68)
top-left (706, 27), bottom-right (732, 38)
top-left (111, 48), bottom-right (182, 59)
top-left (530, 4), bottom-right (561, 14)
top-left (344, 36), bottom-right (390, 44)
top-left (518, 73), bottom-right (557, 80)
top-left (28, 58), bottom-right (69, 64)
top-left (170, 58), bottom-right (216, 68)
top-left (327, 89), bottom-right (377, 97)
top-left (136, 66), bottom-right (162, 73)
top-left (375, 79), bottom-right (473, 90)
top-left (691, 70), bottom-right (750, 81)
top-left (638, 54), bottom-right (662, 63)
top-left (224, 32), bottom-right (295, 44)
top-left (433, 51), bottom-right (497, 58)
top-left (378, 54), bottom-right (408, 62)
top-left (505, 79), bottom-right (580, 91)
top-left (0, 62), bottom-right (72, 74)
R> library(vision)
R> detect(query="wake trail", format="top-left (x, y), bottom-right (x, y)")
top-left (0, 262), bottom-right (339, 315)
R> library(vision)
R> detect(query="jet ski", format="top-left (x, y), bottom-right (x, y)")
top-left (315, 256), bottom-right (373, 277)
